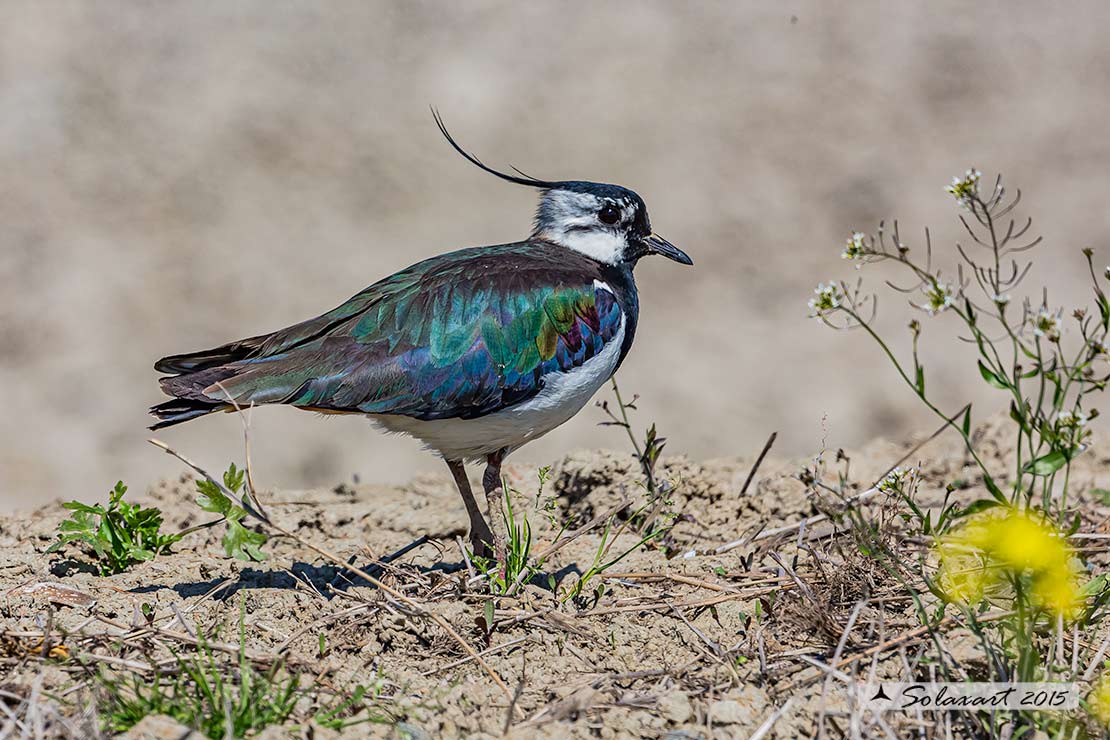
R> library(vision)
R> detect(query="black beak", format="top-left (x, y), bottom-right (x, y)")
top-left (643, 233), bottom-right (693, 265)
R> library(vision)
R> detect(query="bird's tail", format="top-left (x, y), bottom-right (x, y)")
top-left (148, 397), bottom-right (231, 430)
top-left (149, 361), bottom-right (242, 430)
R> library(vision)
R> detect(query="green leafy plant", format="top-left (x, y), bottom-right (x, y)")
top-left (811, 170), bottom-right (1108, 514)
top-left (811, 169), bottom-right (1110, 734)
top-left (100, 649), bottom-right (298, 738)
top-left (50, 463), bottom-right (266, 574)
top-left (95, 599), bottom-right (384, 736)
top-left (598, 379), bottom-right (667, 499)
top-left (313, 679), bottom-right (392, 731)
top-left (48, 482), bottom-right (181, 576)
top-left (496, 485), bottom-right (535, 593)
top-left (473, 463), bottom-right (668, 603)
top-left (597, 379), bottom-right (682, 548)
top-left (194, 462), bottom-right (267, 562)
top-left (97, 604), bottom-right (297, 737)
top-left (473, 479), bottom-right (548, 595)
top-left (561, 499), bottom-right (671, 606)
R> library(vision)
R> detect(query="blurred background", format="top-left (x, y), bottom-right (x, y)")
top-left (3, 1), bottom-right (1110, 509)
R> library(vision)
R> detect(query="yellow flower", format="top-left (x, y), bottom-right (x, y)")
top-left (935, 547), bottom-right (990, 605)
top-left (934, 508), bottom-right (1083, 620)
top-left (1088, 672), bottom-right (1110, 727)
top-left (987, 512), bottom-right (1069, 571)
top-left (1031, 561), bottom-right (1085, 620)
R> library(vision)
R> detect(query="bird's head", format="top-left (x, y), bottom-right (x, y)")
top-left (434, 111), bottom-right (691, 268)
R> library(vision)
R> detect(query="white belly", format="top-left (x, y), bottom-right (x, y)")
top-left (371, 321), bottom-right (625, 461)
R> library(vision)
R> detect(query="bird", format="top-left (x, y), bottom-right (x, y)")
top-left (150, 111), bottom-right (692, 561)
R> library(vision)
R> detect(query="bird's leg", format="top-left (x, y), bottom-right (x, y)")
top-left (446, 459), bottom-right (494, 560)
top-left (482, 449), bottom-right (509, 570)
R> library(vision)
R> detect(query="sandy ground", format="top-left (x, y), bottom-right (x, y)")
top-left (5, 2), bottom-right (1110, 509)
top-left (2, 418), bottom-right (1108, 738)
top-left (4, 5), bottom-right (1110, 733)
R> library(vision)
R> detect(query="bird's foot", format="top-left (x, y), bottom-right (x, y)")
top-left (485, 489), bottom-right (509, 580)
top-left (468, 517), bottom-right (496, 561)
top-left (482, 449), bottom-right (510, 582)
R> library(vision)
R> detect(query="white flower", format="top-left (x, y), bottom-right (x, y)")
top-left (808, 281), bottom-right (842, 316)
top-left (1094, 337), bottom-right (1110, 355)
top-left (945, 169), bottom-right (982, 210)
top-left (1056, 410), bottom-right (1088, 428)
top-left (1032, 308), bottom-right (1063, 342)
top-left (842, 232), bottom-right (867, 260)
top-left (878, 467), bottom-right (914, 494)
top-left (922, 281), bottom-right (956, 315)
top-left (991, 293), bottom-right (1011, 306)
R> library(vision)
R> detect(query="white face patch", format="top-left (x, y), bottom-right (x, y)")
top-left (556, 229), bottom-right (627, 264)
top-left (534, 189), bottom-right (634, 265)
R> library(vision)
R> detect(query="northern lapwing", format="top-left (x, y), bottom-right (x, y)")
top-left (150, 111), bottom-right (692, 560)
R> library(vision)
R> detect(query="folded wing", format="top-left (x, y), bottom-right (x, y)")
top-left (151, 244), bottom-right (622, 427)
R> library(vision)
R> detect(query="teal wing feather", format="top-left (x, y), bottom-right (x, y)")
top-left (155, 243), bottom-right (623, 422)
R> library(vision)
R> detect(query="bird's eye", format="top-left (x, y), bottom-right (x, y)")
top-left (598, 205), bottom-right (621, 225)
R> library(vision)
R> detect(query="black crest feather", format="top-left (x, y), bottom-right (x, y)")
top-left (431, 107), bottom-right (557, 189)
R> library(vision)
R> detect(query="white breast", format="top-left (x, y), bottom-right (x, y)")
top-left (370, 318), bottom-right (626, 461)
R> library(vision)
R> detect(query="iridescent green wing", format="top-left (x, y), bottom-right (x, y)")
top-left (158, 243), bottom-right (623, 421)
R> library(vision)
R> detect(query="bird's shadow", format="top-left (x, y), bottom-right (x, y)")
top-left (130, 558), bottom-right (468, 601)
top-left (127, 534), bottom-right (457, 600)
top-left (130, 549), bottom-right (583, 601)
